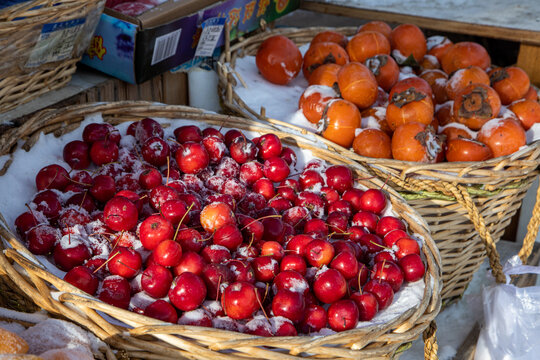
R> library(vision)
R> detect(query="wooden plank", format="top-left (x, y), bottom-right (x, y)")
top-left (517, 44), bottom-right (540, 87)
top-left (300, 1), bottom-right (540, 46)
top-left (162, 72), bottom-right (188, 105)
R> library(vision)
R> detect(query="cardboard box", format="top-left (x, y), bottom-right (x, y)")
top-left (81, 0), bottom-right (300, 84)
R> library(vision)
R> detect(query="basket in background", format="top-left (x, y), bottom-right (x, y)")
top-left (0, 0), bottom-right (105, 113)
top-left (0, 101), bottom-right (441, 359)
top-left (217, 26), bottom-right (540, 303)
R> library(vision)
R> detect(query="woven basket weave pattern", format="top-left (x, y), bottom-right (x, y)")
top-left (0, 0), bottom-right (105, 112)
top-left (216, 26), bottom-right (540, 302)
top-left (0, 101), bottom-right (441, 360)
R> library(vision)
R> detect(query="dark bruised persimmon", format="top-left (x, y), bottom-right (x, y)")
top-left (308, 63), bottom-right (342, 87)
top-left (365, 54), bottom-right (399, 92)
top-left (256, 35), bottom-right (302, 85)
top-left (445, 138), bottom-right (493, 162)
top-left (303, 42), bottom-right (349, 80)
top-left (477, 118), bottom-right (527, 158)
top-left (508, 99), bottom-right (540, 130)
top-left (445, 66), bottom-right (490, 100)
top-left (337, 62), bottom-right (378, 109)
top-left (453, 84), bottom-right (501, 130)
top-left (320, 99), bottom-right (361, 148)
top-left (390, 23), bottom-right (427, 63)
top-left (357, 21), bottom-right (392, 40)
top-left (311, 30), bottom-right (349, 49)
top-left (391, 122), bottom-right (444, 162)
top-left (347, 31), bottom-right (391, 63)
top-left (489, 66), bottom-right (531, 105)
top-left (299, 85), bottom-right (340, 124)
top-left (441, 42), bottom-right (491, 74)
top-left (420, 69), bottom-right (448, 104)
top-left (352, 128), bottom-right (392, 158)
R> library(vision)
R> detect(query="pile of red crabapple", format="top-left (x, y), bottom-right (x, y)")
top-left (13, 117), bottom-right (426, 335)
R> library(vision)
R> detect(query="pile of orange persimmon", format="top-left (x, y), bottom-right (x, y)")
top-left (255, 21), bottom-right (540, 162)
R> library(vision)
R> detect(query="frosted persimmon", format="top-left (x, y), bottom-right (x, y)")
top-left (445, 138), bottom-right (493, 162)
top-left (426, 36), bottom-right (453, 63)
top-left (320, 99), bottom-right (361, 148)
top-left (352, 128), bottom-right (392, 159)
top-left (390, 23), bottom-right (427, 63)
top-left (441, 42), bottom-right (491, 74)
top-left (365, 54), bottom-right (399, 92)
top-left (361, 107), bottom-right (392, 134)
top-left (440, 123), bottom-right (474, 141)
top-left (419, 69), bottom-right (448, 104)
top-left (477, 118), bottom-right (526, 158)
top-left (256, 35), bottom-right (302, 85)
top-left (391, 122), bottom-right (444, 162)
top-left (337, 62), bottom-right (378, 109)
top-left (308, 63), bottom-right (342, 87)
top-left (445, 66), bottom-right (490, 100)
top-left (347, 31), bottom-right (391, 63)
top-left (508, 99), bottom-right (540, 130)
top-left (489, 67), bottom-right (531, 105)
top-left (453, 84), bottom-right (501, 130)
top-left (303, 42), bottom-right (349, 80)
top-left (357, 21), bottom-right (392, 40)
top-left (311, 30), bottom-right (349, 49)
top-left (298, 85), bottom-right (339, 124)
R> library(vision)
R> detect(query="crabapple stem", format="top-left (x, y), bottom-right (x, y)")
top-left (173, 203), bottom-right (194, 242)
top-left (255, 288), bottom-right (269, 321)
top-left (93, 251), bottom-right (119, 274)
top-left (240, 214), bottom-right (281, 231)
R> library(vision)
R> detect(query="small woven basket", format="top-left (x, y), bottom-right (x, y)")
top-left (0, 0), bottom-right (105, 113)
top-left (217, 26), bottom-right (540, 303)
top-left (0, 101), bottom-right (441, 359)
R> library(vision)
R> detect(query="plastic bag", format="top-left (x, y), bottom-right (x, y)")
top-left (475, 255), bottom-right (540, 360)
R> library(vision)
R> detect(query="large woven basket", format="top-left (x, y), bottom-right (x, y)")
top-left (217, 26), bottom-right (540, 303)
top-left (0, 101), bottom-right (441, 359)
top-left (0, 0), bottom-right (105, 113)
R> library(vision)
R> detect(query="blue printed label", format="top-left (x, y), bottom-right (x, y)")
top-left (26, 18), bottom-right (86, 67)
top-left (194, 17), bottom-right (226, 58)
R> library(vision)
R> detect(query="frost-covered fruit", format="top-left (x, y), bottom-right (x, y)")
top-left (168, 272), bottom-right (207, 311)
top-left (359, 189), bottom-right (387, 215)
top-left (26, 224), bottom-right (59, 255)
top-left (103, 196), bottom-right (138, 232)
top-left (285, 234), bottom-right (315, 257)
top-left (227, 260), bottom-right (255, 283)
top-left (395, 237), bottom-right (421, 259)
top-left (221, 281), bottom-right (259, 320)
top-left (272, 289), bottom-right (306, 323)
top-left (139, 168), bottom-right (162, 190)
top-left (63, 141), bottom-right (90, 170)
top-left (149, 185), bottom-right (179, 211)
top-left (144, 300), bottom-right (178, 323)
top-left (199, 202), bottom-right (235, 233)
top-left (175, 142), bottom-right (210, 174)
top-left (173, 251), bottom-right (206, 277)
top-left (229, 137), bottom-right (257, 164)
top-left (177, 308), bottom-right (212, 327)
top-left (201, 245), bottom-right (231, 264)
top-left (89, 175), bottom-right (116, 203)
top-left (260, 241), bottom-right (284, 261)
top-left (300, 304), bottom-right (327, 333)
top-left (257, 134), bottom-right (282, 160)
top-left (273, 270), bottom-right (309, 295)
top-left (325, 165), bottom-right (354, 194)
top-left (35, 164), bottom-right (70, 191)
top-left (201, 263), bottom-right (234, 300)
top-left (15, 211), bottom-right (43, 236)
top-left (154, 240), bottom-right (183, 267)
top-left (83, 123), bottom-right (121, 144)
top-left (305, 239), bottom-right (335, 267)
top-left (327, 299), bottom-right (359, 332)
top-left (139, 214), bottom-right (174, 250)
top-left (99, 276), bottom-right (131, 309)
top-left (129, 117), bottom-right (163, 143)
top-left (63, 266), bottom-right (99, 295)
top-left (263, 156), bottom-right (290, 182)
top-left (53, 241), bottom-right (91, 271)
top-left (108, 247), bottom-right (142, 278)
top-left (330, 251), bottom-right (359, 279)
top-left (251, 256), bottom-right (279, 282)
top-left (376, 216), bottom-right (406, 237)
top-left (280, 254), bottom-right (307, 276)
top-left (141, 136), bottom-right (170, 166)
top-left (351, 211), bottom-right (379, 233)
top-left (90, 139), bottom-right (119, 166)
top-left (202, 135), bottom-right (227, 163)
top-left (141, 264), bottom-right (173, 299)
top-left (313, 268), bottom-right (347, 304)
top-left (212, 224), bottom-right (243, 251)
top-left (174, 125), bottom-right (203, 143)
top-left (175, 228), bottom-right (205, 253)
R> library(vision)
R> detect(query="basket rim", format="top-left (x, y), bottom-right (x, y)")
top-left (0, 101), bottom-right (442, 359)
top-left (217, 25), bottom-right (540, 184)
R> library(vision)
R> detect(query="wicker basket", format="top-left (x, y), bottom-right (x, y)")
top-left (0, 0), bottom-right (105, 113)
top-left (217, 26), bottom-right (540, 303)
top-left (0, 101), bottom-right (441, 359)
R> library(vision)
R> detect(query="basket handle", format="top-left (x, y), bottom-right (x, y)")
top-left (517, 181), bottom-right (540, 262)
top-left (423, 321), bottom-right (438, 360)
